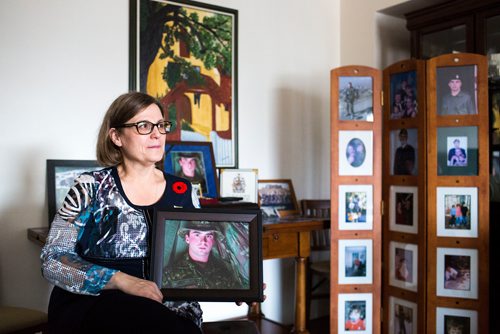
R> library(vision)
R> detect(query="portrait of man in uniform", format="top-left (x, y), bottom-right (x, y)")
top-left (437, 65), bottom-right (477, 115)
top-left (173, 151), bottom-right (208, 194)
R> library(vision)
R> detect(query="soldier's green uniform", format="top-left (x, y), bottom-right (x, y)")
top-left (441, 91), bottom-right (474, 115)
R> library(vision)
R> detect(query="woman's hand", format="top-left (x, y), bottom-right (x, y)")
top-left (105, 271), bottom-right (163, 303)
top-left (236, 283), bottom-right (267, 306)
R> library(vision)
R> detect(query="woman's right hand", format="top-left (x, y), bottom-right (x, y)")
top-left (105, 271), bottom-right (163, 303)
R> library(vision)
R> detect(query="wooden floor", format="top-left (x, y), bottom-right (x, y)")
top-left (251, 316), bottom-right (329, 334)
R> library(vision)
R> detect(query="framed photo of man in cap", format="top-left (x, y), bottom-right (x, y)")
top-left (436, 65), bottom-right (477, 115)
top-left (151, 208), bottom-right (263, 302)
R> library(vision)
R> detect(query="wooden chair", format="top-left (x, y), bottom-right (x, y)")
top-left (0, 306), bottom-right (48, 334)
top-left (300, 199), bottom-right (331, 324)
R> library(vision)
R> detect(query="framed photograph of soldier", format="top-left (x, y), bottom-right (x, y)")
top-left (338, 76), bottom-right (374, 121)
top-left (389, 241), bottom-right (418, 292)
top-left (337, 293), bottom-right (373, 333)
top-left (338, 130), bottom-right (373, 176)
top-left (338, 239), bottom-right (373, 284)
top-left (219, 168), bottom-right (258, 203)
top-left (437, 126), bottom-right (478, 176)
top-left (436, 65), bottom-right (478, 116)
top-left (46, 159), bottom-right (101, 225)
top-left (257, 179), bottom-right (300, 220)
top-left (389, 128), bottom-right (418, 176)
top-left (389, 296), bottom-right (418, 334)
top-left (338, 185), bottom-right (373, 230)
top-left (389, 186), bottom-right (418, 234)
top-left (436, 307), bottom-right (478, 334)
top-left (436, 187), bottom-right (478, 238)
top-left (436, 247), bottom-right (478, 299)
top-left (164, 141), bottom-right (219, 199)
top-left (151, 207), bottom-right (263, 302)
top-left (389, 70), bottom-right (418, 119)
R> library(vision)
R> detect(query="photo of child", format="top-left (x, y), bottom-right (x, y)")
top-left (444, 315), bottom-right (470, 334)
top-left (344, 300), bottom-right (366, 331)
top-left (444, 194), bottom-right (471, 231)
top-left (395, 248), bottom-right (413, 283)
top-left (345, 246), bottom-right (367, 278)
top-left (444, 255), bottom-right (471, 291)
top-left (345, 191), bottom-right (368, 223)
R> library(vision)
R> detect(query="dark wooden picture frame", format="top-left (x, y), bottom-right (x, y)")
top-left (46, 159), bottom-right (100, 225)
top-left (257, 179), bottom-right (300, 219)
top-left (151, 208), bottom-right (263, 302)
top-left (129, 0), bottom-right (239, 168)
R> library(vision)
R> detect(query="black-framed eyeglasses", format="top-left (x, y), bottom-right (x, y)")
top-left (115, 120), bottom-right (172, 135)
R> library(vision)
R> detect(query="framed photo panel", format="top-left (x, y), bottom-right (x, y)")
top-left (436, 65), bottom-right (478, 116)
top-left (436, 247), bottom-right (478, 299)
top-left (389, 70), bottom-right (418, 119)
top-left (46, 159), bottom-right (100, 225)
top-left (164, 141), bottom-right (218, 199)
top-left (338, 239), bottom-right (373, 284)
top-left (129, 0), bottom-right (238, 168)
top-left (338, 185), bottom-right (373, 230)
top-left (151, 208), bottom-right (263, 302)
top-left (436, 187), bottom-right (478, 238)
top-left (219, 169), bottom-right (258, 203)
top-left (338, 293), bottom-right (373, 333)
top-left (257, 179), bottom-right (299, 219)
top-left (437, 126), bottom-right (478, 176)
top-left (491, 88), bottom-right (500, 146)
top-left (338, 130), bottom-right (373, 176)
top-left (436, 307), bottom-right (478, 334)
top-left (389, 128), bottom-right (418, 176)
top-left (389, 186), bottom-right (418, 234)
top-left (389, 296), bottom-right (418, 334)
top-left (338, 76), bottom-right (374, 121)
top-left (389, 241), bottom-right (418, 292)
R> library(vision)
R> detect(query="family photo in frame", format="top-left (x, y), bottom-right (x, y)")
top-left (389, 296), bottom-right (418, 334)
top-left (338, 76), bottom-right (374, 121)
top-left (389, 241), bottom-right (418, 292)
top-left (257, 179), bottom-right (299, 219)
top-left (436, 307), bottom-right (478, 334)
top-left (389, 186), bottom-right (418, 234)
top-left (389, 70), bottom-right (418, 119)
top-left (338, 130), bottom-right (374, 176)
top-left (437, 126), bottom-right (478, 176)
top-left (436, 65), bottom-right (478, 116)
top-left (436, 187), bottom-right (478, 238)
top-left (337, 293), bottom-right (373, 333)
top-left (338, 185), bottom-right (373, 230)
top-left (338, 239), bottom-right (373, 284)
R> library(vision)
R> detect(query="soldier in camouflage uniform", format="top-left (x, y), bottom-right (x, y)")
top-left (163, 221), bottom-right (244, 289)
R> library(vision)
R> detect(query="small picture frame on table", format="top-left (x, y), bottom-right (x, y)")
top-left (46, 159), bottom-right (101, 225)
top-left (338, 293), bottom-right (373, 333)
top-left (257, 179), bottom-right (300, 219)
top-left (389, 186), bottom-right (418, 234)
top-left (389, 296), bottom-right (418, 334)
top-left (151, 207), bottom-right (263, 302)
top-left (338, 239), bottom-right (373, 284)
top-left (164, 141), bottom-right (219, 199)
top-left (436, 307), bottom-right (478, 334)
top-left (338, 130), bottom-right (373, 176)
top-left (437, 126), bottom-right (478, 176)
top-left (436, 247), bottom-right (478, 299)
top-left (338, 76), bottom-right (374, 121)
top-left (389, 241), bottom-right (418, 292)
top-left (338, 185), bottom-right (373, 230)
top-left (219, 169), bottom-right (258, 203)
top-left (436, 187), bottom-right (478, 238)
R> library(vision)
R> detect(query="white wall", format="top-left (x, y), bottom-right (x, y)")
top-left (0, 0), bottom-right (339, 324)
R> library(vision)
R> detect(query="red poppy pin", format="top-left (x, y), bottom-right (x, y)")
top-left (172, 181), bottom-right (188, 194)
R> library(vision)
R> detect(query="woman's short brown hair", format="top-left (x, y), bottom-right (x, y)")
top-left (96, 92), bottom-right (164, 167)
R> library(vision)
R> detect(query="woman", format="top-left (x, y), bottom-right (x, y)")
top-left (41, 92), bottom-right (203, 333)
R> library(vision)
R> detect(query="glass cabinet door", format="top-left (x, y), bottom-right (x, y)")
top-left (486, 14), bottom-right (500, 78)
top-left (421, 24), bottom-right (467, 59)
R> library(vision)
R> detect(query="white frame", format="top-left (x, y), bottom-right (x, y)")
top-left (338, 130), bottom-right (373, 176)
top-left (436, 307), bottom-right (478, 334)
top-left (338, 293), bottom-right (373, 334)
top-left (389, 296), bottom-right (418, 334)
top-left (219, 168), bottom-right (258, 203)
top-left (389, 186), bottom-right (418, 234)
top-left (436, 247), bottom-right (478, 299)
top-left (436, 187), bottom-right (478, 238)
top-left (389, 241), bottom-right (418, 292)
top-left (338, 185), bottom-right (373, 230)
top-left (338, 239), bottom-right (373, 284)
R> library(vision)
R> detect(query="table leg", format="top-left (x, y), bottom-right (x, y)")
top-left (292, 256), bottom-right (309, 334)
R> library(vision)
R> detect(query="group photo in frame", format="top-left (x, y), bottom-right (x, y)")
top-left (389, 70), bottom-right (418, 119)
top-left (151, 208), bottom-right (263, 302)
top-left (389, 241), bottom-right (418, 292)
top-left (338, 239), bottom-right (373, 284)
top-left (338, 185), bottom-right (373, 230)
top-left (257, 179), bottom-right (299, 220)
top-left (338, 76), bottom-right (374, 121)
top-left (129, 0), bottom-right (238, 168)
top-left (436, 65), bottom-right (478, 116)
top-left (436, 247), bottom-right (478, 299)
top-left (389, 185), bottom-right (418, 234)
top-left (338, 130), bottom-right (374, 176)
top-left (436, 307), bottom-right (478, 334)
top-left (390, 128), bottom-right (418, 176)
top-left (163, 141), bottom-right (218, 199)
top-left (219, 169), bottom-right (258, 203)
top-left (337, 293), bottom-right (373, 333)
top-left (388, 296), bottom-right (418, 334)
top-left (436, 187), bottom-right (478, 238)
top-left (46, 159), bottom-right (100, 225)
top-left (437, 126), bottom-right (478, 176)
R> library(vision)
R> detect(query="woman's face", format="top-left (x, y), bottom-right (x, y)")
top-left (110, 103), bottom-right (166, 166)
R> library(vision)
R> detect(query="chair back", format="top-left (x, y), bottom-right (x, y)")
top-left (301, 199), bottom-right (331, 251)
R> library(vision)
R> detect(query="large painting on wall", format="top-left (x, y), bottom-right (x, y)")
top-left (130, 0), bottom-right (238, 168)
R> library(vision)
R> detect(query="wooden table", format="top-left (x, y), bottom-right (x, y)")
top-left (28, 217), bottom-right (329, 334)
